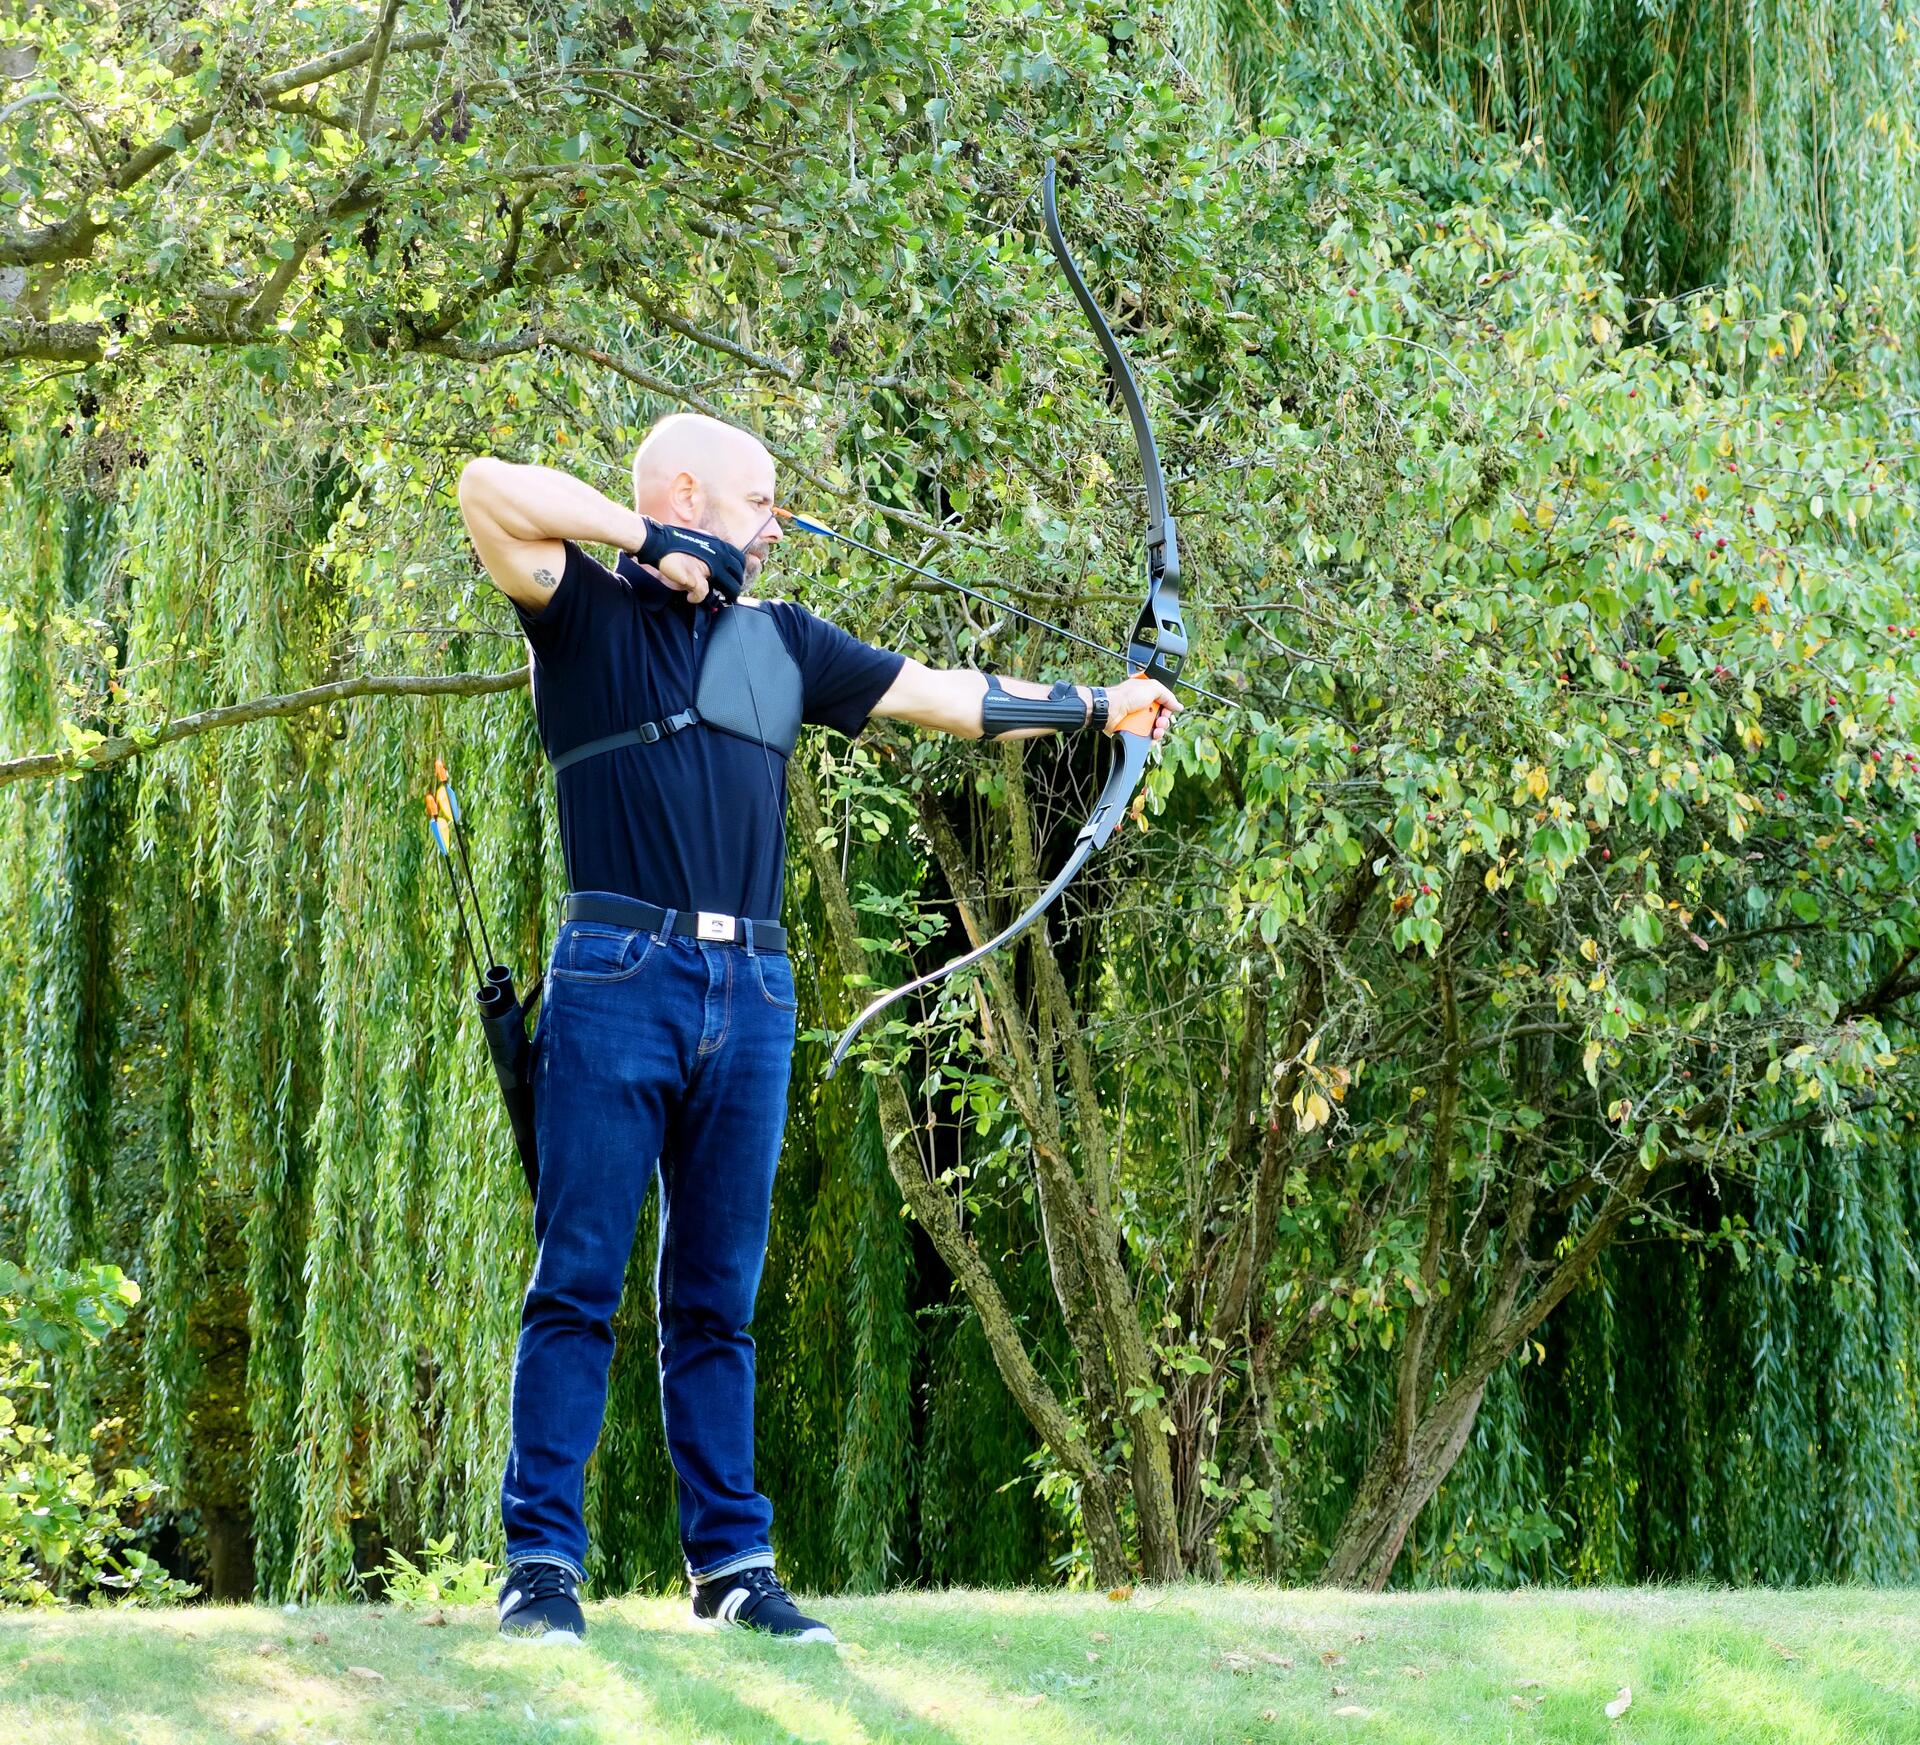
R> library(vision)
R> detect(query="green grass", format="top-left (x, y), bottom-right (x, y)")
top-left (2, 1583), bottom-right (1916, 1743)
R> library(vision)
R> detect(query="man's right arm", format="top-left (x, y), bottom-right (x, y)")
top-left (457, 458), bottom-right (648, 613)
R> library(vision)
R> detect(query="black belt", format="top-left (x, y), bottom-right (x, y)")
top-left (561, 892), bottom-right (786, 953)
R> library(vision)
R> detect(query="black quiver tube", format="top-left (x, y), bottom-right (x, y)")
top-left (476, 965), bottom-right (541, 1198)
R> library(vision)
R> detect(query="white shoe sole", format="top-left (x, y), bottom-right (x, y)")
top-left (691, 1614), bottom-right (837, 1644)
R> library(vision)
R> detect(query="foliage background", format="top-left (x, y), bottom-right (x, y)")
top-left (2, 0), bottom-right (1918, 1599)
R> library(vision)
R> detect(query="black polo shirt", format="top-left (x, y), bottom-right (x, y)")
top-left (514, 539), bottom-right (903, 918)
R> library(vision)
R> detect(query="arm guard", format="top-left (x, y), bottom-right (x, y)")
top-left (980, 673), bottom-right (1093, 738)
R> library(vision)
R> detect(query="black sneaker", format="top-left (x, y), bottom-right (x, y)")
top-left (498, 1560), bottom-right (585, 1643)
top-left (691, 1565), bottom-right (836, 1643)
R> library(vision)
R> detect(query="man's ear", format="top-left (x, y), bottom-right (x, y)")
top-left (667, 469), bottom-right (703, 524)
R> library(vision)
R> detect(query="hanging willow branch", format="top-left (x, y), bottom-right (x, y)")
top-left (0, 667), bottom-right (528, 788)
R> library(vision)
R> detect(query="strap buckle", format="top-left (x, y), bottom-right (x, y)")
top-left (695, 911), bottom-right (736, 942)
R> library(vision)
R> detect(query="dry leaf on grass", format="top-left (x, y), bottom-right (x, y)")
top-left (347, 1665), bottom-right (387, 1683)
top-left (1257, 1650), bottom-right (1293, 1667)
top-left (1216, 1651), bottom-right (1255, 1674)
top-left (1261, 1710), bottom-right (1278, 1722)
top-left (1331, 1683), bottom-right (1351, 1697)
top-left (1400, 1665), bottom-right (1425, 1678)
top-left (310, 1633), bottom-right (329, 1646)
top-left (1086, 1651), bottom-right (1101, 1664)
top-left (1089, 1631), bottom-right (1110, 1644)
top-left (1515, 1678), bottom-right (1543, 1689)
top-left (1320, 1650), bottom-right (1347, 1666)
top-left (255, 1644), bottom-right (279, 1657)
top-left (421, 1611), bottom-right (447, 1627)
top-left (1771, 1642), bottom-right (1801, 1662)
top-left (1605, 1685), bottom-right (1632, 1720)
top-left (1333, 1704), bottom-right (1372, 1718)
top-left (1107, 1585), bottom-right (1133, 1602)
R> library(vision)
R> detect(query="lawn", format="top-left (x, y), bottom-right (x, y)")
top-left (2, 1582), bottom-right (1915, 1744)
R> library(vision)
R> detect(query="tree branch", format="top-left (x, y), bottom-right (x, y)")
top-left (0, 28), bottom-right (449, 268)
top-left (354, 0), bottom-right (405, 142)
top-left (0, 668), bottom-right (528, 788)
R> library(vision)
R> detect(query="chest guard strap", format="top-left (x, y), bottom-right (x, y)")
top-left (547, 602), bottom-right (802, 774)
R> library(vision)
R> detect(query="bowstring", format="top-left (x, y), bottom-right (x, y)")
top-left (732, 510), bottom-right (785, 832)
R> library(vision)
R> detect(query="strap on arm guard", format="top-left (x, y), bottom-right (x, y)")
top-left (980, 673), bottom-right (1093, 738)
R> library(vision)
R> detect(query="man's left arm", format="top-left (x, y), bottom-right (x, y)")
top-left (870, 658), bottom-right (1180, 744)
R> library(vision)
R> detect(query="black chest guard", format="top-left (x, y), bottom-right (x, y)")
top-left (693, 602), bottom-right (802, 756)
top-left (548, 601), bottom-right (803, 775)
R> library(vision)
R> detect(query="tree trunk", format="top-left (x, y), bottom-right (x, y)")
top-left (919, 783), bottom-right (1185, 1581)
top-left (792, 766), bottom-right (1131, 1585)
top-left (1319, 1380), bottom-right (1487, 1590)
top-left (1321, 1159), bottom-right (1668, 1590)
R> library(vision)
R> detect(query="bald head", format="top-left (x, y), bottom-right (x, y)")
top-left (633, 413), bottom-right (771, 508)
top-left (631, 414), bottom-right (781, 581)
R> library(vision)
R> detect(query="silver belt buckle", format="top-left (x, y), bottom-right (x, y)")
top-left (695, 910), bottom-right (736, 942)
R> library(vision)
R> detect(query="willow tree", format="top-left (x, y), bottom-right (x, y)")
top-left (1173, 0), bottom-right (1920, 357)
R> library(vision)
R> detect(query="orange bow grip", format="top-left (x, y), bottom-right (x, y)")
top-left (1111, 669), bottom-right (1166, 738)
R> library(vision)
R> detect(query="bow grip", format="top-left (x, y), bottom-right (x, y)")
top-left (1111, 668), bottom-right (1168, 738)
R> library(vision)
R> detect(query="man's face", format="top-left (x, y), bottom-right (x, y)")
top-left (638, 431), bottom-right (784, 581)
top-left (722, 473), bottom-right (782, 583)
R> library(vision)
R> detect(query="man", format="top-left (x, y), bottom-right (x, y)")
top-left (457, 411), bottom-right (1177, 1646)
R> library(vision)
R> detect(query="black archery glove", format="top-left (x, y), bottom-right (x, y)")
top-left (631, 517), bottom-right (748, 605)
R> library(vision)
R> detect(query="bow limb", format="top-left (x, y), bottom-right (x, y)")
top-left (822, 700), bottom-right (1157, 1079)
top-left (824, 837), bottom-right (1095, 1078)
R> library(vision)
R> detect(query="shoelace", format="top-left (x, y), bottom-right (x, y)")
top-left (739, 1567), bottom-right (795, 1605)
top-left (505, 1561), bottom-right (576, 1608)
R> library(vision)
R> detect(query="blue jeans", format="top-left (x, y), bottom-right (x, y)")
top-left (500, 899), bottom-right (796, 1587)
